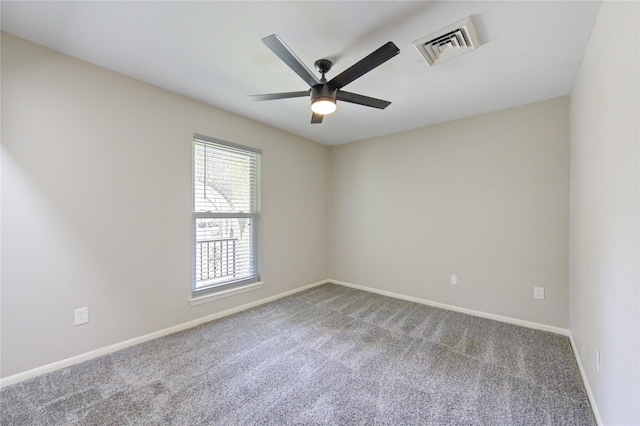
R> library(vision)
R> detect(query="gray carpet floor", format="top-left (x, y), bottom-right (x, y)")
top-left (1, 283), bottom-right (595, 425)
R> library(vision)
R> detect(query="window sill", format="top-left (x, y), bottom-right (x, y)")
top-left (189, 281), bottom-right (264, 306)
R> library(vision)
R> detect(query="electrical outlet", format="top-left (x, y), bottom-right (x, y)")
top-left (451, 275), bottom-right (458, 285)
top-left (595, 347), bottom-right (600, 372)
top-left (533, 286), bottom-right (545, 300)
top-left (74, 307), bottom-right (89, 326)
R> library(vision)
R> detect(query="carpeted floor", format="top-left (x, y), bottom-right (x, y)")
top-left (1, 283), bottom-right (595, 425)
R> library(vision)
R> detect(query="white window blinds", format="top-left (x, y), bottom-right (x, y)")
top-left (192, 134), bottom-right (261, 292)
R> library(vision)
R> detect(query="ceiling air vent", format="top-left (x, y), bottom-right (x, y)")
top-left (412, 16), bottom-right (480, 66)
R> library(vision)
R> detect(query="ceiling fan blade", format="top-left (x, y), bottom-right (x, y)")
top-left (262, 34), bottom-right (321, 87)
top-left (311, 112), bottom-right (324, 124)
top-left (337, 91), bottom-right (391, 109)
top-left (328, 42), bottom-right (400, 90)
top-left (247, 91), bottom-right (309, 102)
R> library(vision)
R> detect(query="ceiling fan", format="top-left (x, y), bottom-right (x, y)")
top-left (247, 34), bottom-right (400, 123)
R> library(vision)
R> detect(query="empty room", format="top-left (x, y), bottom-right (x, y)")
top-left (1, 1), bottom-right (638, 425)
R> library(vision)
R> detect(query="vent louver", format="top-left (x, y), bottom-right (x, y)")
top-left (413, 16), bottom-right (480, 66)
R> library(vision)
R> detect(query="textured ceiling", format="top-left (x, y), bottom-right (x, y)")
top-left (1, 1), bottom-right (601, 145)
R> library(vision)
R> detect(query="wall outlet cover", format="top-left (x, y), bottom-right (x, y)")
top-left (74, 307), bottom-right (89, 325)
top-left (533, 286), bottom-right (545, 300)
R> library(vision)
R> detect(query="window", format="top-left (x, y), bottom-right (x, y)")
top-left (192, 134), bottom-right (260, 294)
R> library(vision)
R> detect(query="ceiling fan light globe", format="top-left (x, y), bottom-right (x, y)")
top-left (311, 98), bottom-right (337, 115)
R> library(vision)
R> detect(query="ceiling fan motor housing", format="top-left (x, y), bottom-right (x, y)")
top-left (311, 84), bottom-right (338, 104)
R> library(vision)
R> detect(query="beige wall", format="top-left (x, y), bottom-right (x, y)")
top-left (1, 33), bottom-right (330, 378)
top-left (330, 97), bottom-right (570, 328)
top-left (569, 1), bottom-right (640, 424)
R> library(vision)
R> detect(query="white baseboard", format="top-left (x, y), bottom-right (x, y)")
top-left (329, 279), bottom-right (570, 336)
top-left (568, 334), bottom-right (602, 425)
top-left (1, 276), bottom-right (586, 402)
top-left (0, 279), bottom-right (329, 388)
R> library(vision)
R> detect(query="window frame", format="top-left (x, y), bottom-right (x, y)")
top-left (191, 133), bottom-right (261, 297)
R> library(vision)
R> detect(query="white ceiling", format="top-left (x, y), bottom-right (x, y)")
top-left (1, 1), bottom-right (601, 146)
